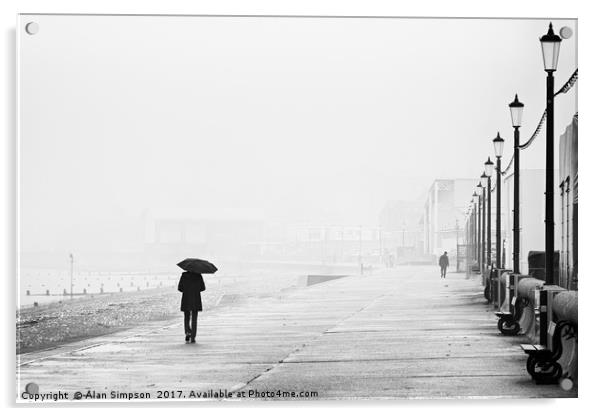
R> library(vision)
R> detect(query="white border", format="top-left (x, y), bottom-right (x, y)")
top-left (3, 0), bottom-right (599, 414)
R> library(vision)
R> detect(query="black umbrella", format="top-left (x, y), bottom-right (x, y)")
top-left (177, 258), bottom-right (218, 274)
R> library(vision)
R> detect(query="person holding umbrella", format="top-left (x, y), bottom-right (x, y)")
top-left (177, 258), bottom-right (217, 343)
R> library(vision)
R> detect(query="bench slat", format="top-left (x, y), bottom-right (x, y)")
top-left (520, 344), bottom-right (549, 352)
top-left (521, 344), bottom-right (536, 351)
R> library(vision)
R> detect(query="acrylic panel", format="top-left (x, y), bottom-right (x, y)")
top-left (17, 14), bottom-right (578, 402)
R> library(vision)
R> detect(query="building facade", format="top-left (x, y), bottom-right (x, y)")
top-left (378, 200), bottom-right (424, 263)
top-left (503, 169), bottom-right (561, 275)
top-left (559, 115), bottom-right (578, 290)
top-left (422, 179), bottom-right (475, 259)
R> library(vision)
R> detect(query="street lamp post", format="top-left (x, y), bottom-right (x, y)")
top-left (479, 173), bottom-right (487, 270)
top-left (484, 160), bottom-right (494, 267)
top-left (493, 133), bottom-right (505, 269)
top-left (540, 22), bottom-right (562, 285)
top-left (477, 183), bottom-right (484, 271)
top-left (472, 198), bottom-right (475, 261)
top-left (359, 225), bottom-right (363, 275)
top-left (69, 253), bottom-right (74, 300)
top-left (509, 94), bottom-right (524, 273)
top-left (473, 191), bottom-right (479, 269)
top-left (456, 219), bottom-right (460, 271)
top-left (401, 221), bottom-right (406, 248)
top-left (464, 211), bottom-right (468, 266)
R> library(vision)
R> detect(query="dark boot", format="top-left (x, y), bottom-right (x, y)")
top-left (184, 311), bottom-right (192, 342)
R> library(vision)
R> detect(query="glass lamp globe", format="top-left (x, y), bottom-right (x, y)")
top-left (540, 22), bottom-right (562, 72)
top-left (509, 94), bottom-right (524, 127)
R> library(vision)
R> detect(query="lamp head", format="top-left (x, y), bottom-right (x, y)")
top-left (509, 94), bottom-right (525, 127)
top-left (493, 132), bottom-right (505, 158)
top-left (479, 172), bottom-right (488, 187)
top-left (540, 22), bottom-right (562, 72)
top-left (484, 157), bottom-right (494, 177)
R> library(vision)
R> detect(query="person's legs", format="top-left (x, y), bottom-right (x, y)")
top-left (443, 266), bottom-right (447, 278)
top-left (184, 311), bottom-right (191, 339)
top-left (440, 266), bottom-right (444, 278)
top-left (190, 310), bottom-right (198, 342)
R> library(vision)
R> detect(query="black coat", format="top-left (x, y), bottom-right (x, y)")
top-left (178, 272), bottom-right (204, 312)
top-left (439, 255), bottom-right (449, 267)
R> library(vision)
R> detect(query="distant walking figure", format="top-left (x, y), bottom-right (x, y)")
top-left (177, 271), bottom-right (205, 343)
top-left (439, 251), bottom-right (449, 278)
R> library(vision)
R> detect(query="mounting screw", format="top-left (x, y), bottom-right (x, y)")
top-left (560, 377), bottom-right (574, 391)
top-left (559, 26), bottom-right (573, 40)
top-left (25, 382), bottom-right (39, 394)
top-left (25, 22), bottom-right (39, 35)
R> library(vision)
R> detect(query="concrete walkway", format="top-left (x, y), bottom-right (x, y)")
top-left (17, 266), bottom-right (576, 400)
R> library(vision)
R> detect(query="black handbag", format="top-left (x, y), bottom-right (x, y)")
top-left (199, 275), bottom-right (206, 292)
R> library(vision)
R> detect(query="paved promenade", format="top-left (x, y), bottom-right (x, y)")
top-left (17, 266), bottom-right (576, 400)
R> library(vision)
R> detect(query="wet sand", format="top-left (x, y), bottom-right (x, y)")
top-left (17, 271), bottom-right (299, 354)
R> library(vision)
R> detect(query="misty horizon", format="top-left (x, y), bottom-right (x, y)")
top-left (19, 16), bottom-right (577, 257)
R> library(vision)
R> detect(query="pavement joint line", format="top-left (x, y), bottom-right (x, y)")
top-left (281, 354), bottom-right (528, 364)
top-left (267, 372), bottom-right (527, 379)
top-left (18, 342), bottom-right (107, 366)
top-left (228, 340), bottom-right (315, 393)
top-left (229, 382), bottom-right (247, 392)
top-left (395, 374), bottom-right (528, 379)
top-left (323, 329), bottom-right (495, 334)
top-left (16, 294), bottom-right (262, 362)
top-left (230, 293), bottom-right (387, 393)
top-left (231, 370), bottom-right (273, 393)
top-left (17, 319), bottom-right (183, 367)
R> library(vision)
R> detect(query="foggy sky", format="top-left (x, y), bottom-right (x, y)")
top-left (18, 15), bottom-right (577, 252)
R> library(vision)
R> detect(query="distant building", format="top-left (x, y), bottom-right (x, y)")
top-left (378, 200), bottom-right (424, 263)
top-left (143, 208), bottom-right (265, 262)
top-left (422, 179), bottom-right (474, 257)
top-left (279, 224), bottom-right (382, 265)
